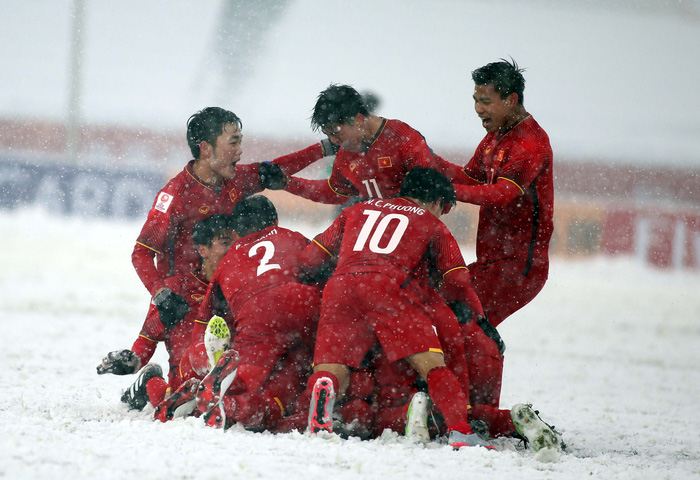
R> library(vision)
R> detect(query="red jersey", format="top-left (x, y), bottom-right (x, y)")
top-left (133, 270), bottom-right (209, 385)
top-left (459, 115), bottom-right (553, 272)
top-left (133, 161), bottom-right (261, 294)
top-left (133, 144), bottom-right (325, 295)
top-left (209, 226), bottom-right (311, 318)
top-left (285, 119), bottom-right (438, 203)
top-left (307, 197), bottom-right (466, 288)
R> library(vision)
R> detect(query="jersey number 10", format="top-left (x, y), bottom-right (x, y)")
top-left (352, 209), bottom-right (409, 254)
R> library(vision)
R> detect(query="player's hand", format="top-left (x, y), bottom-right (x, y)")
top-left (153, 288), bottom-right (190, 330)
top-left (321, 138), bottom-right (339, 157)
top-left (449, 301), bottom-right (475, 324)
top-left (258, 161), bottom-right (287, 190)
top-left (97, 349), bottom-right (141, 375)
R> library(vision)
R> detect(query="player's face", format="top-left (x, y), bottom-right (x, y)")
top-left (202, 232), bottom-right (234, 270)
top-left (209, 123), bottom-right (243, 181)
top-left (473, 84), bottom-right (513, 134)
top-left (322, 116), bottom-right (364, 152)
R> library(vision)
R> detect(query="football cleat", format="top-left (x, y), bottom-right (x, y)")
top-left (196, 349), bottom-right (239, 413)
top-left (405, 391), bottom-right (431, 444)
top-left (448, 428), bottom-right (495, 450)
top-left (153, 378), bottom-right (199, 422)
top-left (121, 363), bottom-right (163, 411)
top-left (308, 377), bottom-right (336, 435)
top-left (202, 402), bottom-right (227, 429)
top-left (204, 315), bottom-right (231, 371)
top-left (510, 403), bottom-right (564, 452)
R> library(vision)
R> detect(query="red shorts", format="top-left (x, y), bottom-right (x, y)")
top-left (314, 273), bottom-right (443, 367)
top-left (233, 283), bottom-right (321, 372)
top-left (468, 259), bottom-right (547, 327)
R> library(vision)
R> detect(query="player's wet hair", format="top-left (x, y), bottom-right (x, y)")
top-left (186, 107), bottom-right (242, 159)
top-left (231, 195), bottom-right (278, 237)
top-left (472, 58), bottom-right (526, 104)
top-left (400, 167), bottom-right (457, 213)
top-left (311, 84), bottom-right (370, 133)
top-left (192, 214), bottom-right (236, 246)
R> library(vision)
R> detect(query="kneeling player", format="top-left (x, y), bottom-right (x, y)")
top-left (96, 214), bottom-right (236, 410)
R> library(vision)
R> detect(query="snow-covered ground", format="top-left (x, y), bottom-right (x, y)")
top-left (1, 208), bottom-right (699, 479)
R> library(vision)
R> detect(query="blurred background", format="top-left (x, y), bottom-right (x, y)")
top-left (1, 0), bottom-right (699, 269)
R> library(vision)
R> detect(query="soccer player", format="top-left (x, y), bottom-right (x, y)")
top-left (297, 167), bottom-right (491, 448)
top-left (437, 59), bottom-right (554, 408)
top-left (97, 214), bottom-right (236, 410)
top-left (132, 106), bottom-right (329, 314)
top-left (268, 84), bottom-right (440, 203)
top-left (192, 195), bottom-right (323, 431)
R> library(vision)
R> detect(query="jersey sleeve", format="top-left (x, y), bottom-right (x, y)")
top-left (271, 142), bottom-right (325, 175)
top-left (133, 189), bottom-right (184, 292)
top-left (498, 140), bottom-right (551, 192)
top-left (285, 176), bottom-right (354, 204)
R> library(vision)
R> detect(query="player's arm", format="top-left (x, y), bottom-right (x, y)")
top-left (453, 178), bottom-right (522, 206)
top-left (259, 140), bottom-right (338, 190)
top-left (271, 140), bottom-right (337, 175)
top-left (284, 176), bottom-right (355, 204)
top-left (299, 214), bottom-right (345, 282)
top-left (132, 191), bottom-right (182, 296)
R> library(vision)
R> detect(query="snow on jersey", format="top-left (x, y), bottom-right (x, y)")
top-left (328, 119), bottom-right (438, 199)
top-left (312, 197), bottom-right (466, 287)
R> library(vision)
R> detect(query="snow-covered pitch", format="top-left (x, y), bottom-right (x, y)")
top-left (1, 209), bottom-right (698, 479)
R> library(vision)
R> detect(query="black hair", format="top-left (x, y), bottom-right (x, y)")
top-left (186, 107), bottom-right (242, 159)
top-left (399, 167), bottom-right (456, 210)
top-left (472, 58), bottom-right (526, 104)
top-left (310, 84), bottom-right (369, 132)
top-left (231, 195), bottom-right (278, 237)
top-left (192, 214), bottom-right (236, 246)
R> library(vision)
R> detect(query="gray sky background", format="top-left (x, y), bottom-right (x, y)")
top-left (1, 0), bottom-right (699, 167)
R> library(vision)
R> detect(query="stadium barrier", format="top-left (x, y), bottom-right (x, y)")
top-left (1, 119), bottom-right (698, 270)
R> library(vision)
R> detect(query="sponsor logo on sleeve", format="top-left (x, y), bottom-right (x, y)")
top-left (154, 192), bottom-right (174, 213)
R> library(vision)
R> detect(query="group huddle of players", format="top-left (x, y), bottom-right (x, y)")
top-left (97, 59), bottom-right (563, 456)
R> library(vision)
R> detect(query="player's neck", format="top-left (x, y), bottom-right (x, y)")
top-left (192, 159), bottom-right (223, 189)
top-left (499, 108), bottom-right (529, 137)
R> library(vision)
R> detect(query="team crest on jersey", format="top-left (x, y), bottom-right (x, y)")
top-left (378, 156), bottom-right (392, 168)
top-left (229, 188), bottom-right (238, 202)
top-left (154, 192), bottom-right (173, 213)
top-left (191, 294), bottom-right (205, 302)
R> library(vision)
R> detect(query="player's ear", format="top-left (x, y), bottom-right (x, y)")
top-left (199, 140), bottom-right (212, 157)
top-left (506, 93), bottom-right (518, 107)
top-left (197, 244), bottom-right (209, 259)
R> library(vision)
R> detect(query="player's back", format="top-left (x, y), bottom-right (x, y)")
top-left (333, 197), bottom-right (444, 284)
top-left (215, 226), bottom-right (310, 314)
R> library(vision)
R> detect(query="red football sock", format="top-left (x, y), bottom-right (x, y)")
top-left (146, 376), bottom-right (168, 407)
top-left (469, 404), bottom-right (516, 437)
top-left (425, 366), bottom-right (469, 429)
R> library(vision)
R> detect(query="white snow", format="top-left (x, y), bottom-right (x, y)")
top-left (1, 207), bottom-right (699, 479)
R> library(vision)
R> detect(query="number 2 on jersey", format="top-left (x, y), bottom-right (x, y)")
top-left (352, 209), bottom-right (409, 254)
top-left (249, 240), bottom-right (281, 276)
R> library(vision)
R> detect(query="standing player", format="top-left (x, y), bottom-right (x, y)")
top-left (268, 84), bottom-right (440, 203)
top-left (192, 196), bottom-right (322, 431)
top-left (132, 107), bottom-right (328, 313)
top-left (437, 59), bottom-right (554, 408)
top-left (97, 214), bottom-right (236, 410)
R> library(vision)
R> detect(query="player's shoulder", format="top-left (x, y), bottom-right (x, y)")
top-left (383, 119), bottom-right (423, 141)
